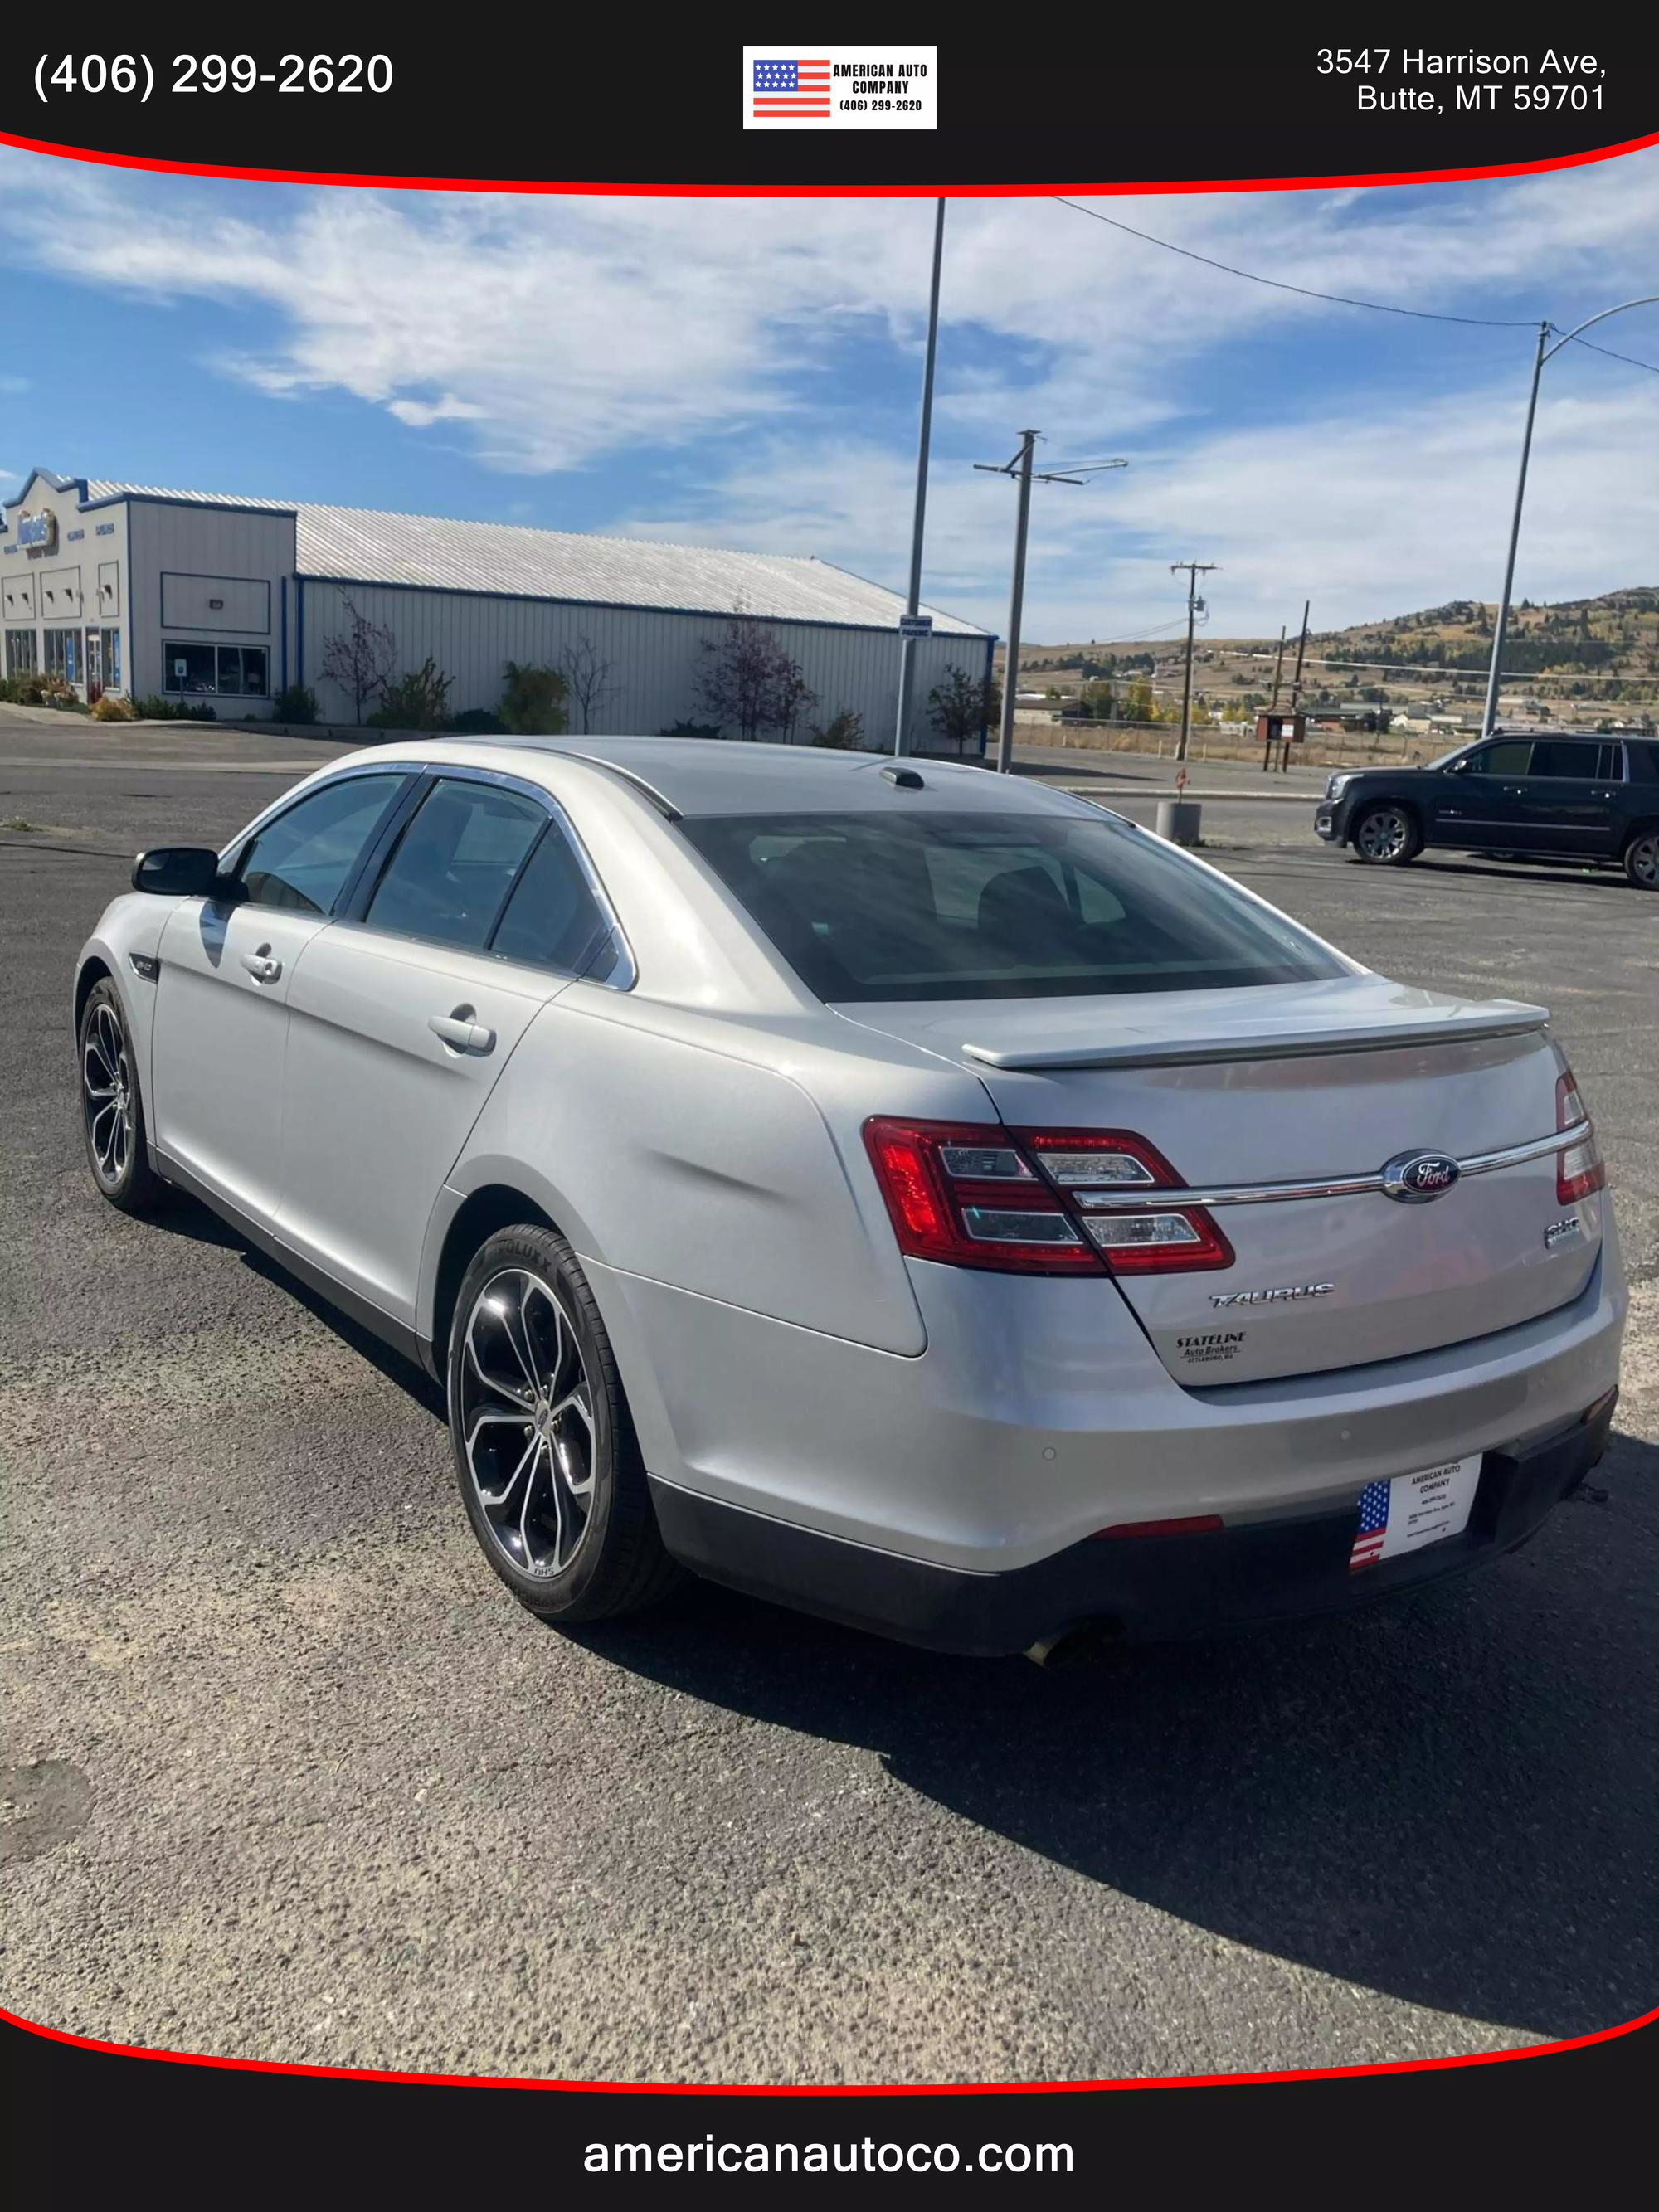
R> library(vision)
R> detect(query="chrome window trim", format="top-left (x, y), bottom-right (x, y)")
top-left (1071, 1121), bottom-right (1588, 1211)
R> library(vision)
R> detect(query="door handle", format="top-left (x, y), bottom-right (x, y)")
top-left (240, 946), bottom-right (282, 984)
top-left (429, 1007), bottom-right (496, 1055)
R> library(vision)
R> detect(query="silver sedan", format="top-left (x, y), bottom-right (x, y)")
top-left (75, 737), bottom-right (1624, 1655)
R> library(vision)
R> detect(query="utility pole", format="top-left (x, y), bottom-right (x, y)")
top-left (1268, 624), bottom-right (1287, 709)
top-left (1480, 298), bottom-right (1658, 740)
top-left (976, 440), bottom-right (1126, 773)
top-left (1170, 561), bottom-right (1218, 763)
top-left (1288, 599), bottom-right (1311, 710)
top-left (893, 197), bottom-right (947, 757)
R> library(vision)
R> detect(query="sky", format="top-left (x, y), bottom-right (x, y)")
top-left (1, 148), bottom-right (1656, 644)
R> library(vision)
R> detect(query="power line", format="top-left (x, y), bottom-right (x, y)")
top-left (1049, 197), bottom-right (1540, 328)
top-left (1558, 329), bottom-right (1659, 375)
top-left (1240, 650), bottom-right (1657, 685)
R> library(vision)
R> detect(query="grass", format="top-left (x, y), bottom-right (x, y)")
top-left (2, 815), bottom-right (44, 833)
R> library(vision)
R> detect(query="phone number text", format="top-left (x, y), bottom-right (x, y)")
top-left (34, 54), bottom-right (393, 102)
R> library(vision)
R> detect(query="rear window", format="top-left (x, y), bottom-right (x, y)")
top-left (680, 809), bottom-right (1345, 1002)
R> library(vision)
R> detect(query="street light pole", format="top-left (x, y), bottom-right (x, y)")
top-left (1481, 297), bottom-right (1659, 740)
top-left (893, 197), bottom-right (947, 757)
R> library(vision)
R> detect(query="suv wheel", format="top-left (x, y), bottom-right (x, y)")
top-left (79, 978), bottom-right (163, 1213)
top-left (447, 1223), bottom-right (682, 1623)
top-left (1624, 828), bottom-right (1659, 892)
top-left (1350, 803), bottom-right (1421, 866)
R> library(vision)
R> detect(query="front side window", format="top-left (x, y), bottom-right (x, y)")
top-left (235, 774), bottom-right (407, 916)
top-left (365, 779), bottom-right (547, 952)
top-left (1467, 740), bottom-right (1532, 776)
top-left (681, 809), bottom-right (1346, 1003)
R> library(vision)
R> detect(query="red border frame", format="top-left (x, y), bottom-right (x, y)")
top-left (2, 125), bottom-right (1657, 196)
top-left (4, 1999), bottom-right (1654, 2092)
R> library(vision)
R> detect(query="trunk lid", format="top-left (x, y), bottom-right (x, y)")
top-left (839, 977), bottom-right (1602, 1385)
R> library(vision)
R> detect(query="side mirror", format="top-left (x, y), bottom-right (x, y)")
top-left (132, 846), bottom-right (231, 898)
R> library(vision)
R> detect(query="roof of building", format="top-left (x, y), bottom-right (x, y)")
top-left (8, 469), bottom-right (986, 636)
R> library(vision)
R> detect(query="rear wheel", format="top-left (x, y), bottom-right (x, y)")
top-left (79, 978), bottom-right (163, 1213)
top-left (1624, 828), bottom-right (1659, 892)
top-left (446, 1223), bottom-right (682, 1622)
top-left (1349, 803), bottom-right (1421, 866)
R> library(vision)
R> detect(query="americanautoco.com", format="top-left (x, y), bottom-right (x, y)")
top-left (582, 2137), bottom-right (1074, 2176)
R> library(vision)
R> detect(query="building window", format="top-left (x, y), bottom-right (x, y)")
top-left (44, 628), bottom-right (82, 686)
top-left (101, 629), bottom-right (122, 689)
top-left (163, 642), bottom-right (269, 697)
top-left (5, 629), bottom-right (36, 678)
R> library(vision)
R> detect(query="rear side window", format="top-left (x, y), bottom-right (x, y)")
top-left (490, 824), bottom-right (617, 979)
top-left (236, 774), bottom-right (406, 916)
top-left (365, 779), bottom-right (546, 952)
top-left (1526, 741), bottom-right (1608, 779)
top-left (681, 809), bottom-right (1345, 1003)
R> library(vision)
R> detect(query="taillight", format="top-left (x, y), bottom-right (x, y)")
top-left (1555, 1068), bottom-right (1606, 1204)
top-left (861, 1119), bottom-right (1233, 1277)
top-left (862, 1118), bottom-right (1097, 1273)
top-left (1016, 1128), bottom-right (1234, 1274)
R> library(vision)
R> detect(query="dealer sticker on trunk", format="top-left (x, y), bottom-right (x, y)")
top-left (1349, 1456), bottom-right (1481, 1570)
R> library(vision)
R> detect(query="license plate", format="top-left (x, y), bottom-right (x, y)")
top-left (1349, 1456), bottom-right (1481, 1571)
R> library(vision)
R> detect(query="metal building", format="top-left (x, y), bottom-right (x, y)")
top-left (2, 469), bottom-right (994, 746)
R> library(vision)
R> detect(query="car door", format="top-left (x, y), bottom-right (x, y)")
top-left (274, 771), bottom-right (621, 1333)
top-left (148, 768), bottom-right (412, 1228)
top-left (1424, 739), bottom-right (1534, 851)
top-left (1504, 739), bottom-right (1625, 858)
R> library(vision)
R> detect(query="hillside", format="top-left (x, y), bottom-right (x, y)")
top-left (1005, 586), bottom-right (1659, 732)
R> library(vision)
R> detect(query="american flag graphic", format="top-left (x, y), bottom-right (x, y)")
top-left (752, 57), bottom-right (832, 117)
top-left (1349, 1480), bottom-right (1392, 1570)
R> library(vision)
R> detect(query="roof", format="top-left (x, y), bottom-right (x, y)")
top-left (7, 469), bottom-right (985, 636)
top-left (410, 735), bottom-right (1077, 819)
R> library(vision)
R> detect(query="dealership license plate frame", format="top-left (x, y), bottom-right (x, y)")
top-left (1350, 1453), bottom-right (1483, 1569)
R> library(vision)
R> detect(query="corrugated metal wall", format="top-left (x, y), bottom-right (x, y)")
top-left (129, 503), bottom-right (297, 702)
top-left (298, 579), bottom-right (990, 747)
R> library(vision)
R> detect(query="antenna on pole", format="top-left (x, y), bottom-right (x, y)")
top-left (976, 439), bottom-right (1126, 773)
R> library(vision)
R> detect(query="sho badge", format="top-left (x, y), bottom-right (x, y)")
top-left (1544, 1215), bottom-right (1584, 1251)
top-left (1209, 1281), bottom-right (1335, 1310)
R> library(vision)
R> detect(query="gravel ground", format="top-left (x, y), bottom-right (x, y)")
top-left (2, 722), bottom-right (1653, 2084)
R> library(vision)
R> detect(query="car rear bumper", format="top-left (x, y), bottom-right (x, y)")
top-left (648, 1392), bottom-right (1616, 1654)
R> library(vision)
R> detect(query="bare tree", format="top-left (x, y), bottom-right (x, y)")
top-left (695, 618), bottom-right (816, 741)
top-left (319, 594), bottom-right (397, 724)
top-left (557, 632), bottom-right (620, 734)
top-left (927, 664), bottom-right (1000, 755)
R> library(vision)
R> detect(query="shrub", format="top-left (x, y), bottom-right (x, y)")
top-left (90, 692), bottom-right (137, 722)
top-left (1, 670), bottom-right (82, 709)
top-left (452, 707), bottom-right (508, 735)
top-left (660, 719), bottom-right (723, 738)
top-left (500, 661), bottom-right (568, 736)
top-left (809, 707), bottom-right (864, 750)
top-left (273, 683), bottom-right (319, 726)
top-left (377, 657), bottom-right (453, 732)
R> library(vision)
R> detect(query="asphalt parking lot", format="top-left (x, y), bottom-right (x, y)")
top-left (2, 719), bottom-right (1654, 2084)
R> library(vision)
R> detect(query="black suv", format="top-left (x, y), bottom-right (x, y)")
top-left (1315, 731), bottom-right (1659, 890)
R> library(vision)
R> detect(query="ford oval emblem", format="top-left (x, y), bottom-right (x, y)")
top-left (1382, 1150), bottom-right (1462, 1203)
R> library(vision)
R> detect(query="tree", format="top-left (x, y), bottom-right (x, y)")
top-left (557, 632), bottom-right (619, 734)
top-left (500, 661), bottom-right (568, 736)
top-left (927, 664), bottom-right (999, 753)
top-left (694, 619), bottom-right (815, 741)
top-left (319, 594), bottom-right (397, 724)
top-left (808, 707), bottom-right (864, 750)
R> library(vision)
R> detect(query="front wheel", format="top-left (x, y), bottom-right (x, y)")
top-left (447, 1224), bottom-right (682, 1623)
top-left (1349, 803), bottom-right (1421, 866)
top-left (78, 978), bottom-right (163, 1213)
top-left (1624, 828), bottom-right (1659, 892)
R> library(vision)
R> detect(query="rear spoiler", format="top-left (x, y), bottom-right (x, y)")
top-left (961, 1002), bottom-right (1550, 1072)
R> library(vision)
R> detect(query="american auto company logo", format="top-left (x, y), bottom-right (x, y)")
top-left (1381, 1149), bottom-right (1461, 1203)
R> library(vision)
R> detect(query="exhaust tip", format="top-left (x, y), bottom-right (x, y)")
top-left (1024, 1621), bottom-right (1121, 1670)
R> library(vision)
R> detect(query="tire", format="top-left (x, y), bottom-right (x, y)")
top-left (78, 977), bottom-right (164, 1213)
top-left (446, 1223), bottom-right (682, 1622)
top-left (1348, 802), bottom-right (1422, 866)
top-left (1623, 827), bottom-right (1659, 892)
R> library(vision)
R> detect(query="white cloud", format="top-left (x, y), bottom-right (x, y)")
top-left (0, 148), bottom-right (1655, 634)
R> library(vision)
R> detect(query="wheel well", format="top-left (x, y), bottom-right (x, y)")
top-left (1622, 817), bottom-right (1659, 852)
top-left (431, 1184), bottom-right (557, 1367)
top-left (74, 956), bottom-right (112, 1032)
